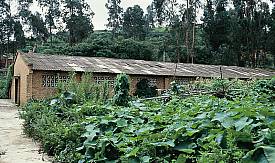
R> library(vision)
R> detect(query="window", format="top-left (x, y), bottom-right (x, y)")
top-left (42, 74), bottom-right (70, 88)
top-left (94, 76), bottom-right (115, 87)
top-left (175, 77), bottom-right (191, 85)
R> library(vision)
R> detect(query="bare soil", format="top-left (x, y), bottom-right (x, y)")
top-left (0, 99), bottom-right (51, 163)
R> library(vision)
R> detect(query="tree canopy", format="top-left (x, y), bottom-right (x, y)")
top-left (0, 0), bottom-right (275, 69)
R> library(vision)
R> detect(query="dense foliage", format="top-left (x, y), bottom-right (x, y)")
top-left (0, 76), bottom-right (7, 98)
top-left (134, 78), bottom-right (158, 98)
top-left (20, 77), bottom-right (275, 162)
top-left (1, 0), bottom-right (275, 68)
top-left (113, 73), bottom-right (130, 107)
top-left (0, 64), bottom-right (13, 98)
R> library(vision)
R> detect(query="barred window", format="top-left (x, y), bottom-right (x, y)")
top-left (42, 75), bottom-right (70, 87)
top-left (94, 76), bottom-right (115, 87)
top-left (175, 78), bottom-right (191, 85)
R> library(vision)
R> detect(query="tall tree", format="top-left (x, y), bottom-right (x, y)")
top-left (13, 21), bottom-right (26, 49)
top-left (153, 0), bottom-right (200, 63)
top-left (62, 0), bottom-right (94, 45)
top-left (0, 0), bottom-right (13, 56)
top-left (153, 0), bottom-right (166, 25)
top-left (17, 0), bottom-right (33, 22)
top-left (105, 0), bottom-right (123, 38)
top-left (122, 5), bottom-right (146, 40)
top-left (213, 0), bottom-right (228, 51)
top-left (28, 12), bottom-right (49, 42)
top-left (144, 4), bottom-right (156, 32)
top-left (184, 0), bottom-right (200, 63)
top-left (269, 5), bottom-right (275, 67)
top-left (202, 0), bottom-right (215, 63)
top-left (37, 0), bottom-right (61, 45)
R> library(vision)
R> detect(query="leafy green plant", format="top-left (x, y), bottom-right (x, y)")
top-left (134, 78), bottom-right (158, 98)
top-left (113, 73), bottom-right (130, 106)
top-left (0, 64), bottom-right (14, 98)
top-left (56, 72), bottom-right (110, 104)
top-left (20, 78), bottom-right (275, 163)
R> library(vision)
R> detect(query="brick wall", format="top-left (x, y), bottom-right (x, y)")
top-left (28, 72), bottom-right (169, 101)
top-left (12, 62), bottom-right (195, 105)
top-left (11, 53), bottom-right (31, 104)
top-left (31, 71), bottom-right (82, 100)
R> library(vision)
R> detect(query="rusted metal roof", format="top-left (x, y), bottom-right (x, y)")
top-left (21, 52), bottom-right (275, 79)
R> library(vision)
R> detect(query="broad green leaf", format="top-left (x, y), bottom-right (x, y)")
top-left (262, 146), bottom-right (275, 163)
top-left (176, 154), bottom-right (187, 163)
top-left (135, 126), bottom-right (154, 135)
top-left (174, 142), bottom-right (197, 154)
top-left (82, 124), bottom-right (99, 141)
top-left (221, 117), bottom-right (235, 128)
top-left (178, 149), bottom-right (195, 154)
top-left (125, 147), bottom-right (140, 158)
top-left (131, 117), bottom-right (144, 124)
top-left (215, 133), bottom-right (224, 145)
top-left (196, 112), bottom-right (207, 119)
top-left (186, 128), bottom-right (200, 137)
top-left (151, 140), bottom-right (175, 147)
top-left (140, 156), bottom-right (150, 163)
top-left (116, 118), bottom-right (128, 127)
top-left (235, 117), bottom-right (253, 131)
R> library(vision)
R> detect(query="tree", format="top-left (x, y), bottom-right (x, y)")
top-left (202, 0), bottom-right (215, 61)
top-left (37, 0), bottom-right (61, 45)
top-left (0, 0), bottom-right (14, 56)
top-left (153, 0), bottom-right (166, 25)
top-left (105, 0), bottom-right (123, 38)
top-left (212, 0), bottom-right (228, 51)
top-left (184, 0), bottom-right (201, 63)
top-left (17, 0), bottom-right (33, 23)
top-left (28, 12), bottom-right (49, 42)
top-left (144, 4), bottom-right (156, 32)
top-left (269, 5), bottom-right (275, 67)
top-left (122, 5), bottom-right (146, 40)
top-left (62, 0), bottom-right (94, 45)
top-left (13, 21), bottom-right (26, 49)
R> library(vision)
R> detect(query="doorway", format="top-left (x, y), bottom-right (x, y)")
top-left (15, 77), bottom-right (20, 105)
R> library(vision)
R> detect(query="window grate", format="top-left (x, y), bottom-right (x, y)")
top-left (42, 75), bottom-right (70, 87)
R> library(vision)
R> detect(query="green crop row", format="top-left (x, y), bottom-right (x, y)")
top-left (20, 77), bottom-right (275, 162)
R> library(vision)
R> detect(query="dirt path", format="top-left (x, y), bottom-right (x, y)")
top-left (0, 99), bottom-right (51, 163)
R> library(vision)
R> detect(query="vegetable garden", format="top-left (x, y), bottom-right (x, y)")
top-left (20, 75), bottom-right (275, 163)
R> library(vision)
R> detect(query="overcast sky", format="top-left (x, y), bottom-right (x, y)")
top-left (89, 0), bottom-right (152, 30)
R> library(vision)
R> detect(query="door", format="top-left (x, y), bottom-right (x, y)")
top-left (15, 77), bottom-right (20, 105)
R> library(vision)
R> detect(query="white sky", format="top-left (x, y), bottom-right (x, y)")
top-left (89, 0), bottom-right (152, 30)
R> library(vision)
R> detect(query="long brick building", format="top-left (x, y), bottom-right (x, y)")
top-left (11, 51), bottom-right (275, 105)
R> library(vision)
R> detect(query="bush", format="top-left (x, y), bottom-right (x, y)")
top-left (0, 64), bottom-right (13, 98)
top-left (113, 73), bottom-right (130, 106)
top-left (134, 78), bottom-right (158, 98)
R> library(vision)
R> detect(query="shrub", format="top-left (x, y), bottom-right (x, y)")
top-left (113, 73), bottom-right (130, 106)
top-left (134, 78), bottom-right (158, 98)
top-left (0, 64), bottom-right (13, 98)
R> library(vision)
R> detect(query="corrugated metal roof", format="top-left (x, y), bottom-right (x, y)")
top-left (21, 52), bottom-right (275, 79)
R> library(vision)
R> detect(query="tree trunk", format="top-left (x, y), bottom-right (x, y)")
top-left (174, 31), bottom-right (180, 80)
top-left (50, 25), bottom-right (53, 47)
top-left (185, 0), bottom-right (190, 63)
top-left (191, 23), bottom-right (195, 64)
